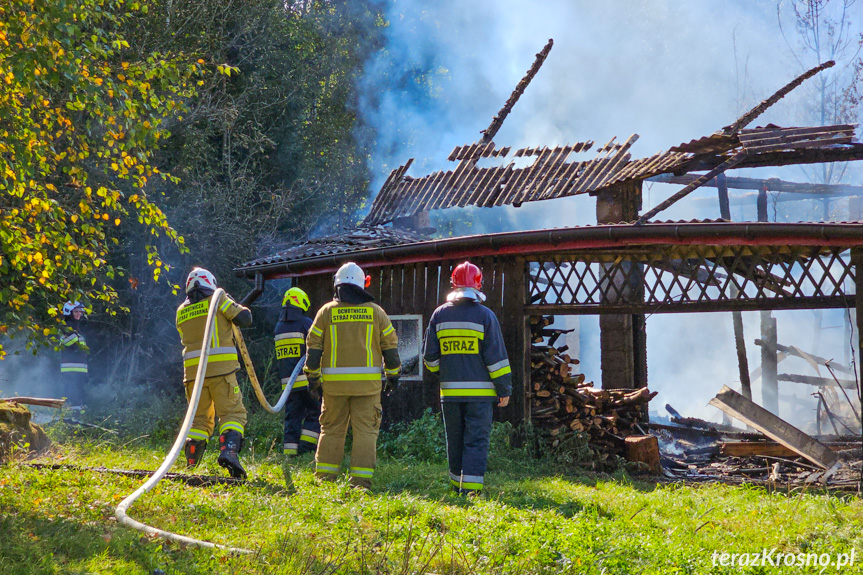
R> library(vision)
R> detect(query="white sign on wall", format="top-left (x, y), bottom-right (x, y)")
top-left (389, 314), bottom-right (424, 380)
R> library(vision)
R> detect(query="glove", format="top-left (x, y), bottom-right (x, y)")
top-left (383, 375), bottom-right (399, 396)
top-left (306, 374), bottom-right (321, 401)
top-left (298, 385), bottom-right (320, 406)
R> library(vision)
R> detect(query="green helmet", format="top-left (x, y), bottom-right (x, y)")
top-left (282, 286), bottom-right (310, 311)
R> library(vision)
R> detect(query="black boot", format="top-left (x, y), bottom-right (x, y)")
top-left (184, 438), bottom-right (207, 468)
top-left (217, 430), bottom-right (247, 479)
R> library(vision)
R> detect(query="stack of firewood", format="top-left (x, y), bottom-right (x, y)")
top-left (529, 315), bottom-right (657, 455)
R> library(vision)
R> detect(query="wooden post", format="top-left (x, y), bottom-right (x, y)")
top-left (755, 189), bottom-right (779, 413)
top-left (733, 307), bottom-right (752, 400)
top-left (500, 256), bottom-right (528, 426)
top-left (716, 172), bottom-right (731, 220)
top-left (594, 180), bottom-right (646, 394)
top-left (761, 313), bottom-right (779, 414)
top-left (854, 248), bottom-right (863, 406)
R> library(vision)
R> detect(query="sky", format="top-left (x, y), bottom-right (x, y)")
top-left (356, 0), bottom-right (863, 425)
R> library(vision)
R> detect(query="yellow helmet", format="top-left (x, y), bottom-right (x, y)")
top-left (282, 287), bottom-right (310, 311)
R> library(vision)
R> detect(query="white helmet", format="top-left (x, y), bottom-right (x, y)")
top-left (62, 301), bottom-right (85, 315)
top-left (185, 267), bottom-right (217, 293)
top-left (334, 262), bottom-right (369, 289)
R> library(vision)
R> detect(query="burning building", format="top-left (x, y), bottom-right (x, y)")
top-left (235, 42), bottom-right (863, 472)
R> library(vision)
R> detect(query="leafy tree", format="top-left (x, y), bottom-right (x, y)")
top-left (62, 0), bottom-right (389, 389)
top-left (778, 0), bottom-right (863, 187)
top-left (0, 0), bottom-right (202, 357)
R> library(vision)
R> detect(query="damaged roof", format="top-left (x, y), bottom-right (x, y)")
top-left (360, 60), bottom-right (863, 227)
top-left (235, 221), bottom-right (863, 279)
top-left (237, 226), bottom-right (428, 271)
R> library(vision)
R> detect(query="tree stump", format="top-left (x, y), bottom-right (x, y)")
top-left (624, 434), bottom-right (661, 474)
top-left (0, 401), bottom-right (50, 463)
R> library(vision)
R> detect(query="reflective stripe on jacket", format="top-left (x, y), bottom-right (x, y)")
top-left (423, 300), bottom-right (512, 402)
top-left (59, 322), bottom-right (88, 372)
top-left (275, 305), bottom-right (312, 389)
top-left (176, 292), bottom-right (247, 382)
top-left (306, 301), bottom-right (399, 396)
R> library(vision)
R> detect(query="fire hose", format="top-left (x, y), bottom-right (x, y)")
top-left (114, 288), bottom-right (304, 552)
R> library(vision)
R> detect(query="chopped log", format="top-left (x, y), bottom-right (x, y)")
top-left (4, 397), bottom-right (66, 409)
top-left (624, 435), bottom-right (662, 473)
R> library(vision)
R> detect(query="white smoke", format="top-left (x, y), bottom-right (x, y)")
top-left (356, 0), bottom-right (863, 426)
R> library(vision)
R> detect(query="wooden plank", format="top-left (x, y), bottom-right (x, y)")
top-left (380, 266), bottom-right (392, 311)
top-left (366, 267), bottom-right (382, 302)
top-left (297, 274), bottom-right (330, 313)
top-left (489, 257), bottom-right (505, 312)
top-left (401, 263), bottom-right (416, 314)
top-left (417, 262), bottom-right (440, 412)
top-left (742, 135), bottom-right (853, 154)
top-left (720, 441), bottom-right (848, 458)
top-left (778, 373), bottom-right (858, 389)
top-left (708, 385), bottom-right (839, 469)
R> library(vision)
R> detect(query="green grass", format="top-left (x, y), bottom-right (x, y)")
top-left (2, 412), bottom-right (862, 574)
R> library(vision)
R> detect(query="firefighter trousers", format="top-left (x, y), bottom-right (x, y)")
top-left (315, 393), bottom-right (381, 488)
top-left (61, 371), bottom-right (87, 406)
top-left (441, 401), bottom-right (493, 494)
top-left (184, 372), bottom-right (247, 442)
top-left (283, 389), bottom-right (321, 455)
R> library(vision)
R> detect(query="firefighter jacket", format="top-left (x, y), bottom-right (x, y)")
top-left (275, 305), bottom-right (313, 389)
top-left (176, 291), bottom-right (248, 383)
top-left (306, 301), bottom-right (400, 396)
top-left (60, 318), bottom-right (88, 374)
top-left (423, 299), bottom-right (512, 402)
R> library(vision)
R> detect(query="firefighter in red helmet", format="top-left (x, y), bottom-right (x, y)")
top-left (422, 261), bottom-right (511, 495)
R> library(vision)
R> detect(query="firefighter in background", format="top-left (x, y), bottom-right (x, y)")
top-left (275, 286), bottom-right (318, 456)
top-left (60, 301), bottom-right (88, 409)
top-left (423, 261), bottom-right (511, 495)
top-left (177, 267), bottom-right (252, 479)
top-left (304, 262), bottom-right (401, 489)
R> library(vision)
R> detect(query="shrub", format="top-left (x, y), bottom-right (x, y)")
top-left (378, 408), bottom-right (447, 463)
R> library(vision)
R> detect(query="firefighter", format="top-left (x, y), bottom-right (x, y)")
top-left (177, 267), bottom-right (252, 479)
top-left (422, 261), bottom-right (511, 496)
top-left (60, 301), bottom-right (88, 409)
top-left (275, 286), bottom-right (318, 456)
top-left (304, 262), bottom-right (401, 489)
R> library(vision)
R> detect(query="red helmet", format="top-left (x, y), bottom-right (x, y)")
top-left (451, 261), bottom-right (482, 290)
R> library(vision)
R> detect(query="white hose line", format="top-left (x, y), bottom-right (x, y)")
top-left (232, 323), bottom-right (304, 414)
top-left (115, 289), bottom-right (251, 554)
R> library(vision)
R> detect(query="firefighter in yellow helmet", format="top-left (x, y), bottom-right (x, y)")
top-left (177, 267), bottom-right (252, 479)
top-left (304, 262), bottom-right (401, 489)
top-left (275, 286), bottom-right (317, 456)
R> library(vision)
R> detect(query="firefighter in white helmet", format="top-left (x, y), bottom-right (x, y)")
top-left (60, 301), bottom-right (88, 409)
top-left (275, 286), bottom-right (318, 456)
top-left (176, 267), bottom-right (252, 479)
top-left (304, 262), bottom-right (401, 489)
